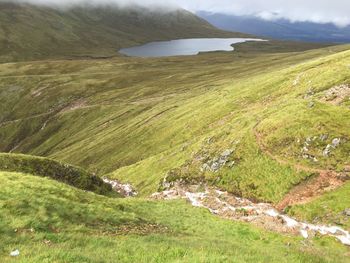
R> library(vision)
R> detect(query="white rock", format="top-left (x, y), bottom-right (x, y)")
top-left (185, 192), bottom-right (205, 207)
top-left (152, 185), bottom-right (350, 247)
top-left (103, 178), bottom-right (137, 197)
top-left (265, 209), bottom-right (279, 217)
top-left (337, 235), bottom-right (350, 246)
top-left (281, 215), bottom-right (299, 228)
top-left (301, 230), bottom-right (309, 239)
top-left (332, 138), bottom-right (341, 147)
top-left (10, 249), bottom-right (20, 257)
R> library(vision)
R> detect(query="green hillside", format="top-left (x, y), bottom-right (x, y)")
top-left (0, 3), bottom-right (350, 261)
top-left (0, 43), bottom-right (348, 201)
top-left (0, 171), bottom-right (348, 262)
top-left (0, 2), bottom-right (244, 62)
top-left (0, 153), bottom-right (113, 195)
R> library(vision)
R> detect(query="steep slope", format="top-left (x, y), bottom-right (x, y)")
top-left (0, 153), bottom-right (113, 195)
top-left (198, 11), bottom-right (350, 43)
top-left (0, 171), bottom-right (348, 262)
top-left (0, 43), bottom-right (349, 206)
top-left (0, 2), bottom-right (245, 62)
top-left (1, 5), bottom-right (350, 260)
top-left (288, 181), bottom-right (350, 231)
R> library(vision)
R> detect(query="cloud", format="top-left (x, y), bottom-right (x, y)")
top-left (3, 0), bottom-right (350, 27)
top-left (179, 0), bottom-right (350, 27)
top-left (3, 0), bottom-right (178, 10)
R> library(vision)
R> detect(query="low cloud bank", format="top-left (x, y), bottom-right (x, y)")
top-left (1, 0), bottom-right (179, 10)
top-left (181, 0), bottom-right (350, 27)
top-left (3, 0), bottom-right (350, 27)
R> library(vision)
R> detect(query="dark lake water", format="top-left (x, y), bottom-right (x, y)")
top-left (119, 38), bottom-right (263, 57)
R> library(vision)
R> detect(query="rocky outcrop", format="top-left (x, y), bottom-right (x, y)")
top-left (323, 138), bottom-right (341, 157)
top-left (299, 135), bottom-right (343, 160)
top-left (152, 184), bottom-right (350, 246)
top-left (201, 149), bottom-right (235, 173)
top-left (321, 84), bottom-right (350, 105)
top-left (103, 178), bottom-right (137, 197)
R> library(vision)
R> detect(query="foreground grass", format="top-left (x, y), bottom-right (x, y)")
top-left (0, 171), bottom-right (348, 262)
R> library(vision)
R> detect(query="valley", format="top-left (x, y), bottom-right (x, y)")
top-left (0, 2), bottom-right (245, 63)
top-left (0, 2), bottom-right (349, 262)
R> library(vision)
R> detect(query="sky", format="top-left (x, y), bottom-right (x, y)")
top-left (7, 0), bottom-right (350, 27)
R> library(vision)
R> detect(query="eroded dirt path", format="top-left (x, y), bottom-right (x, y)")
top-left (276, 171), bottom-right (348, 210)
top-left (152, 184), bottom-right (350, 246)
top-left (253, 125), bottom-right (349, 210)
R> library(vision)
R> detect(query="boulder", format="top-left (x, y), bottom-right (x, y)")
top-left (10, 250), bottom-right (20, 257)
top-left (201, 149), bottom-right (235, 173)
top-left (221, 149), bottom-right (233, 158)
top-left (332, 138), bottom-right (341, 148)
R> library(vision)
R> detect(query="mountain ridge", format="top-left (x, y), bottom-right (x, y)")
top-left (198, 11), bottom-right (350, 43)
top-left (0, 3), bottom-right (247, 62)
top-left (1, 3), bottom-right (350, 261)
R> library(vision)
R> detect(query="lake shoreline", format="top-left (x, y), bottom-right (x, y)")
top-left (119, 38), bottom-right (264, 57)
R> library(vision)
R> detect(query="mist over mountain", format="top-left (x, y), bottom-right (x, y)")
top-left (0, 2), bottom-right (244, 62)
top-left (0, 0), bottom-right (177, 9)
top-left (3, 0), bottom-right (350, 28)
top-left (198, 11), bottom-right (350, 43)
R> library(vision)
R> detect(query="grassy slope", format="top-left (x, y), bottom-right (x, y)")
top-left (0, 3), bottom-right (244, 63)
top-left (0, 153), bottom-right (113, 195)
top-left (0, 11), bottom-right (349, 261)
top-left (287, 181), bottom-right (350, 230)
top-left (0, 43), bottom-right (348, 202)
top-left (0, 171), bottom-right (348, 262)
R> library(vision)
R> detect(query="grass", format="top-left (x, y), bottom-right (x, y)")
top-left (0, 171), bottom-right (348, 262)
top-left (0, 20), bottom-right (350, 260)
top-left (0, 43), bottom-right (349, 205)
top-left (0, 153), bottom-right (113, 195)
top-left (287, 182), bottom-right (350, 230)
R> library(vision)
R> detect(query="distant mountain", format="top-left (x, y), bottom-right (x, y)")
top-left (198, 11), bottom-right (350, 43)
top-left (0, 3), bottom-right (246, 62)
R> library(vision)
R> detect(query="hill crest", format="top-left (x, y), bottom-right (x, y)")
top-left (0, 3), bottom-right (245, 62)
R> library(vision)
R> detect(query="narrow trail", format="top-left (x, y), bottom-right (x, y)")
top-left (0, 103), bottom-right (107, 152)
top-left (0, 112), bottom-right (53, 128)
top-left (277, 171), bottom-right (347, 210)
top-left (152, 184), bottom-right (350, 246)
top-left (253, 125), bottom-right (349, 210)
top-left (0, 103), bottom-right (115, 128)
top-left (0, 71), bottom-right (130, 79)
